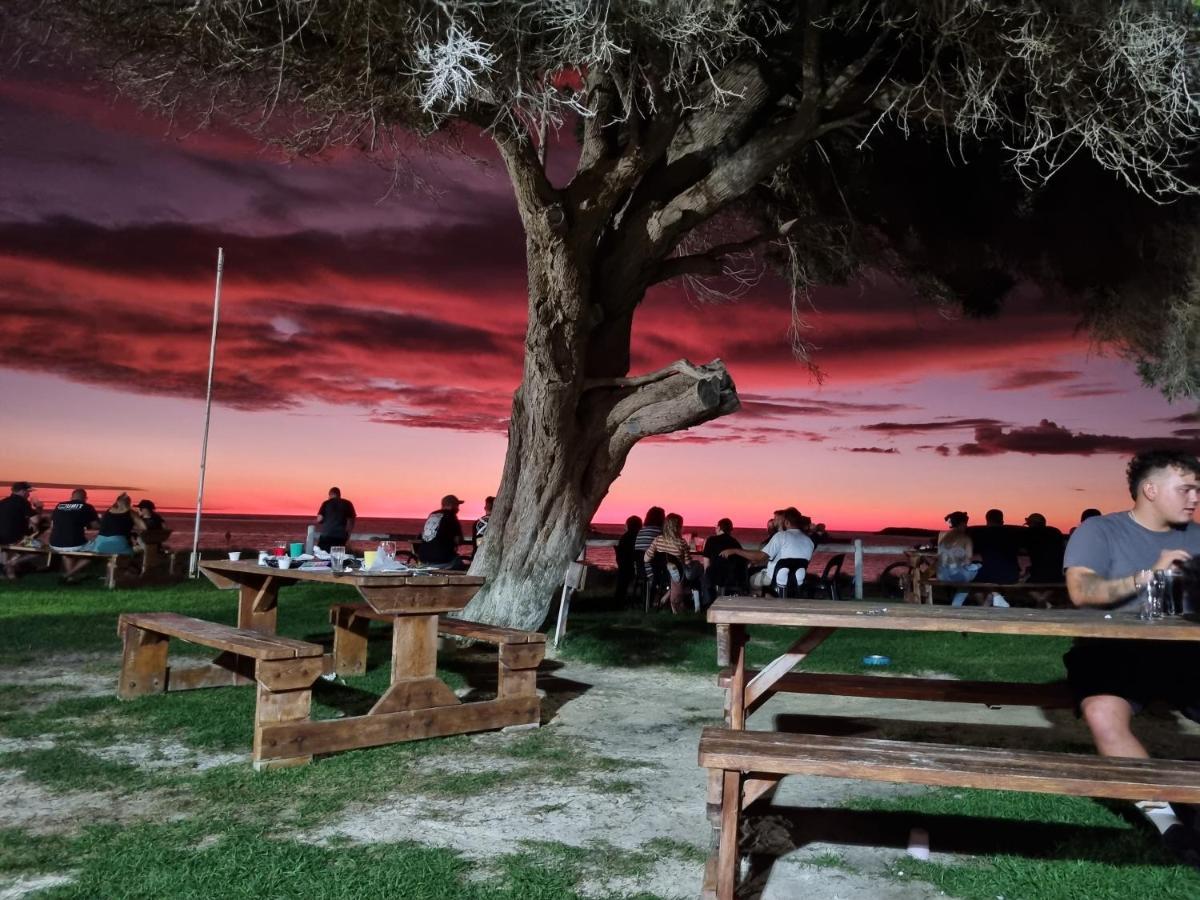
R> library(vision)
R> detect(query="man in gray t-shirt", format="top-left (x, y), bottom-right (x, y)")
top-left (1063, 450), bottom-right (1200, 858)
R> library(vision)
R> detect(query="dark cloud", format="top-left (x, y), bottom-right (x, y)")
top-left (989, 369), bottom-right (1081, 390)
top-left (840, 447), bottom-right (900, 454)
top-left (1155, 411), bottom-right (1200, 425)
top-left (736, 394), bottom-right (915, 420)
top-left (952, 419), bottom-right (1199, 457)
top-left (863, 418), bottom-right (1005, 435)
top-left (1055, 384), bottom-right (1124, 399)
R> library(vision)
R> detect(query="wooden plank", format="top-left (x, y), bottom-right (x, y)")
top-left (238, 579), bottom-right (278, 634)
top-left (167, 652), bottom-right (255, 691)
top-left (706, 597), bottom-right (1200, 641)
top-left (698, 728), bottom-right (1200, 803)
top-left (368, 676), bottom-right (460, 714)
top-left (741, 775), bottom-right (781, 811)
top-left (119, 613), bottom-right (322, 660)
top-left (717, 670), bottom-right (1074, 709)
top-left (497, 667), bottom-right (537, 700)
top-left (330, 604), bottom-right (372, 676)
top-left (256, 657), bottom-right (325, 692)
top-left (202, 559), bottom-right (485, 587)
top-left (727, 625), bottom-right (746, 730)
top-left (439, 616), bottom-right (545, 644)
top-left (255, 696), bottom-right (540, 759)
top-left (744, 628), bottom-right (833, 710)
top-left (715, 624), bottom-right (731, 668)
top-left (499, 642), bottom-right (546, 670)
top-left (391, 615), bottom-right (439, 681)
top-left (361, 583), bottom-right (479, 615)
top-left (252, 682), bottom-right (313, 770)
top-left (118, 625), bottom-right (168, 698)
top-left (717, 768), bottom-right (741, 900)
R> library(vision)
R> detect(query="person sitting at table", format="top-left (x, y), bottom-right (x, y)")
top-left (315, 487), bottom-right (356, 552)
top-left (0, 482), bottom-right (38, 580)
top-left (613, 514), bottom-right (642, 602)
top-left (473, 495), bottom-right (494, 546)
top-left (701, 518), bottom-right (744, 603)
top-left (634, 506), bottom-right (665, 579)
top-left (50, 488), bottom-right (100, 583)
top-left (643, 513), bottom-right (702, 613)
top-left (937, 511), bottom-right (980, 607)
top-left (967, 508), bottom-right (1022, 606)
top-left (1064, 449), bottom-right (1200, 865)
top-left (417, 494), bottom-right (466, 569)
top-left (136, 499), bottom-right (166, 532)
top-left (1023, 512), bottom-right (1066, 582)
top-left (722, 508), bottom-right (814, 597)
top-left (85, 492), bottom-right (146, 556)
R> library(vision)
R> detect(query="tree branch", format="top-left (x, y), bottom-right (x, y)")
top-left (582, 358), bottom-right (716, 392)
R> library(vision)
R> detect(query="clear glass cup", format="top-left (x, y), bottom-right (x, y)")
top-left (1138, 575), bottom-right (1163, 621)
top-left (330, 546), bottom-right (347, 573)
top-left (1155, 569), bottom-right (1181, 616)
top-left (379, 541), bottom-right (397, 563)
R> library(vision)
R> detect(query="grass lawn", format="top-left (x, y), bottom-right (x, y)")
top-left (1, 575), bottom-right (1198, 899)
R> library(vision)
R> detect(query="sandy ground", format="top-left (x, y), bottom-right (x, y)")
top-left (6, 652), bottom-right (1200, 899)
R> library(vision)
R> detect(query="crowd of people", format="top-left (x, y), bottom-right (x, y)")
top-left (613, 504), bottom-right (829, 612)
top-left (0, 482), bottom-right (167, 582)
top-left (933, 506), bottom-right (1088, 606)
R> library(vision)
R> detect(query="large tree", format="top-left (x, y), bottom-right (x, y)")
top-left (10, 1), bottom-right (1200, 628)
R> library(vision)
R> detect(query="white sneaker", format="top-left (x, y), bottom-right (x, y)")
top-left (992, 593), bottom-right (1009, 608)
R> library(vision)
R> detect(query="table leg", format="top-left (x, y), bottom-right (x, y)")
top-left (237, 575), bottom-right (279, 633)
top-left (369, 613), bottom-right (459, 715)
top-left (727, 624), bottom-right (747, 730)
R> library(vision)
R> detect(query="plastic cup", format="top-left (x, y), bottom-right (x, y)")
top-left (228, 551), bottom-right (242, 561)
top-left (363, 550), bottom-right (377, 569)
top-left (273, 545), bottom-right (287, 557)
top-left (277, 557), bottom-right (292, 570)
top-left (289, 542), bottom-right (304, 558)
top-left (257, 551), bottom-right (269, 566)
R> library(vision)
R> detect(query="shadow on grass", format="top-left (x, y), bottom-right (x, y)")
top-left (736, 804), bottom-right (1197, 900)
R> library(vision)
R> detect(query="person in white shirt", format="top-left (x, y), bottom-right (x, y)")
top-left (720, 508), bottom-right (815, 595)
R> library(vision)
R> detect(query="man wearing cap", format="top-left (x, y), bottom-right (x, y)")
top-left (417, 494), bottom-right (466, 569)
top-left (314, 487), bottom-right (357, 552)
top-left (0, 482), bottom-right (38, 579)
top-left (49, 488), bottom-right (100, 582)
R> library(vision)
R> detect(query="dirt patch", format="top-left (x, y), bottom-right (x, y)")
top-left (93, 736), bottom-right (244, 772)
top-left (0, 769), bottom-right (173, 836)
top-left (0, 873), bottom-right (76, 899)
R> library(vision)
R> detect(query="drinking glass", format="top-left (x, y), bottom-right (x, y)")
top-left (379, 541), bottom-right (397, 564)
top-left (1138, 575), bottom-right (1163, 621)
top-left (1155, 569), bottom-right (1181, 616)
top-left (330, 546), bottom-right (347, 573)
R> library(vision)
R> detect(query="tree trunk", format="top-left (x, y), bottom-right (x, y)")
top-left (463, 235), bottom-right (739, 630)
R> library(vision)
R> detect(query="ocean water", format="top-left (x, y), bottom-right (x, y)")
top-left (165, 514), bottom-right (928, 581)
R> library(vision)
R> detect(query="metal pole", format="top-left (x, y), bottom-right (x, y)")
top-left (189, 248), bottom-right (225, 577)
top-left (854, 538), bottom-right (864, 600)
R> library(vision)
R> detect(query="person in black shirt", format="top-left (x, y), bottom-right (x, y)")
top-left (315, 487), bottom-right (357, 552)
top-left (0, 481), bottom-right (37, 580)
top-left (50, 488), bottom-right (99, 581)
top-left (473, 496), bottom-right (495, 547)
top-left (701, 518), bottom-right (744, 603)
top-left (92, 493), bottom-right (145, 556)
top-left (967, 508), bottom-right (1024, 583)
top-left (1023, 512), bottom-right (1066, 583)
top-left (613, 515), bottom-right (643, 602)
top-left (136, 499), bottom-right (166, 532)
top-left (417, 495), bottom-right (465, 569)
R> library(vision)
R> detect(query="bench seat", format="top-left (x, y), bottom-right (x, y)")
top-left (327, 602), bottom-right (545, 695)
top-left (715, 668), bottom-right (1073, 709)
top-left (699, 726), bottom-right (1200, 899)
top-left (3, 542), bottom-right (178, 588)
top-left (117, 612), bottom-right (324, 769)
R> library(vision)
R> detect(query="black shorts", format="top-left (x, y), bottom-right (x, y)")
top-left (1064, 639), bottom-right (1200, 722)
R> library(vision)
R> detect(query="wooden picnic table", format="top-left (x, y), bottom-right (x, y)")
top-left (188, 560), bottom-right (542, 766)
top-left (700, 597), bottom-right (1200, 898)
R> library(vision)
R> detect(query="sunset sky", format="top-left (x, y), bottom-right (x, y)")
top-left (2, 64), bottom-right (1198, 532)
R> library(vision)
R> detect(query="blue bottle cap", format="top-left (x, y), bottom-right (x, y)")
top-left (862, 654), bottom-right (891, 666)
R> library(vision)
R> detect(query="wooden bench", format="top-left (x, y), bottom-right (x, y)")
top-left (699, 726), bottom-right (1200, 900)
top-left (328, 602), bottom-right (545, 700)
top-left (716, 668), bottom-right (1074, 712)
top-left (118, 612), bottom-right (324, 770)
top-left (2, 539), bottom-right (179, 588)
